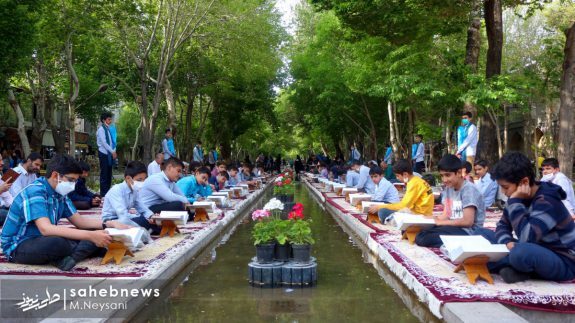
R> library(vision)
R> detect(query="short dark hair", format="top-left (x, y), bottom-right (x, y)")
top-left (462, 161), bottom-right (472, 173)
top-left (218, 171), bottom-right (230, 180)
top-left (243, 163), bottom-right (253, 170)
top-left (155, 151), bottom-right (163, 158)
top-left (165, 128), bottom-right (172, 134)
top-left (196, 166), bottom-right (211, 176)
top-left (492, 151), bottom-right (535, 185)
top-left (474, 159), bottom-right (489, 168)
top-left (125, 161), bottom-right (147, 178)
top-left (229, 166), bottom-right (239, 172)
top-left (46, 154), bottom-right (82, 178)
top-left (78, 161), bottom-right (90, 172)
top-left (369, 167), bottom-right (384, 176)
top-left (392, 159), bottom-right (413, 175)
top-left (197, 140), bottom-right (202, 145)
top-left (415, 134), bottom-right (423, 140)
top-left (438, 154), bottom-right (462, 173)
top-left (351, 160), bottom-right (362, 166)
top-left (27, 152), bottom-right (43, 163)
top-left (216, 161), bottom-right (226, 167)
top-left (463, 111), bottom-right (472, 118)
top-left (100, 111), bottom-right (113, 122)
top-left (164, 157), bottom-right (184, 169)
top-left (541, 158), bottom-right (560, 169)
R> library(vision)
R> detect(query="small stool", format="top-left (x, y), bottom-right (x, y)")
top-left (194, 208), bottom-right (209, 222)
top-left (401, 226), bottom-right (423, 245)
top-left (367, 212), bottom-right (381, 224)
top-left (101, 241), bottom-right (134, 265)
top-left (159, 219), bottom-right (181, 237)
top-left (454, 255), bottom-right (493, 284)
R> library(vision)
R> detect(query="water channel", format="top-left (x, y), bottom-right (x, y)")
top-left (143, 185), bottom-right (431, 322)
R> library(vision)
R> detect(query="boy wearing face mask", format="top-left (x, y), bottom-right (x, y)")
top-left (369, 159), bottom-right (435, 222)
top-left (102, 161), bottom-right (160, 235)
top-left (1, 154), bottom-right (130, 271)
top-left (456, 112), bottom-right (478, 169)
top-left (540, 158), bottom-right (575, 218)
top-left (69, 161), bottom-right (101, 210)
top-left (176, 167), bottom-right (213, 203)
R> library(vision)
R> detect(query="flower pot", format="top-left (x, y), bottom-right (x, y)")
top-left (280, 202), bottom-right (296, 220)
top-left (255, 243), bottom-right (276, 263)
top-left (275, 194), bottom-right (294, 203)
top-left (291, 244), bottom-right (311, 263)
top-left (274, 243), bottom-right (291, 262)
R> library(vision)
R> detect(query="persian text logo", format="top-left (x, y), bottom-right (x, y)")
top-left (15, 288), bottom-right (61, 312)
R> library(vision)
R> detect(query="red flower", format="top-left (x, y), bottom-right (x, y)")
top-left (288, 211), bottom-right (304, 220)
top-left (292, 203), bottom-right (304, 212)
top-left (284, 178), bottom-right (292, 185)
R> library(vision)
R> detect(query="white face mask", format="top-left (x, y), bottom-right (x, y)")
top-left (541, 173), bottom-right (556, 182)
top-left (55, 175), bottom-right (76, 196)
top-left (132, 180), bottom-right (145, 191)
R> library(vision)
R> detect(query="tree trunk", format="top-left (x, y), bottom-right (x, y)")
top-left (7, 86), bottom-right (31, 157)
top-left (387, 101), bottom-right (400, 158)
top-left (557, 22), bottom-right (575, 178)
top-left (478, 0), bottom-right (503, 163)
top-left (407, 108), bottom-right (415, 160)
top-left (65, 33), bottom-right (80, 157)
top-left (29, 58), bottom-right (49, 152)
top-left (164, 79), bottom-right (177, 132)
top-left (463, 8), bottom-right (481, 117)
top-left (131, 120), bottom-right (142, 161)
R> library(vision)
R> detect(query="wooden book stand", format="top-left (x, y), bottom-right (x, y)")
top-left (234, 190), bottom-right (241, 199)
top-left (345, 193), bottom-right (351, 202)
top-left (194, 207), bottom-right (209, 222)
top-left (159, 219), bottom-right (181, 237)
top-left (101, 241), bottom-right (134, 265)
top-left (454, 255), bottom-right (493, 284)
top-left (401, 226), bottom-right (423, 245)
top-left (367, 212), bottom-right (381, 224)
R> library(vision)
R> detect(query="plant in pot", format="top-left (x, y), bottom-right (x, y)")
top-left (251, 209), bottom-right (275, 263)
top-left (272, 219), bottom-right (291, 261)
top-left (288, 206), bottom-right (314, 263)
top-left (273, 176), bottom-right (295, 203)
top-left (263, 198), bottom-right (284, 218)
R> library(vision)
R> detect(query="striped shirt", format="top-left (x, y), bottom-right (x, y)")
top-left (1, 177), bottom-right (76, 258)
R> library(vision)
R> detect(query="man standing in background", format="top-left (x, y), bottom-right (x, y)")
top-left (97, 112), bottom-right (116, 196)
top-left (162, 129), bottom-right (176, 160)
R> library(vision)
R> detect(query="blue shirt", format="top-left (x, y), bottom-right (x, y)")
top-left (475, 172), bottom-right (498, 209)
top-left (1, 178), bottom-right (77, 258)
top-left (227, 174), bottom-right (240, 187)
top-left (97, 124), bottom-right (115, 155)
top-left (140, 172), bottom-right (188, 207)
top-left (102, 181), bottom-right (153, 223)
top-left (162, 138), bottom-right (176, 159)
top-left (176, 175), bottom-right (213, 203)
top-left (346, 170), bottom-right (359, 187)
top-left (372, 179), bottom-right (400, 203)
top-left (355, 165), bottom-right (376, 194)
top-left (239, 171), bottom-right (255, 182)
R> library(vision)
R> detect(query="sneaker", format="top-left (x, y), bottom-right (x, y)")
top-left (54, 256), bottom-right (76, 271)
top-left (499, 266), bottom-right (530, 284)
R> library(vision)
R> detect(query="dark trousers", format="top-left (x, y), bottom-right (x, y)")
top-left (99, 151), bottom-right (113, 196)
top-left (0, 208), bottom-right (8, 227)
top-left (415, 225), bottom-right (469, 247)
top-left (10, 236), bottom-right (106, 265)
top-left (131, 214), bottom-right (162, 235)
top-left (149, 201), bottom-right (193, 222)
top-left (73, 200), bottom-right (92, 210)
top-left (415, 161), bottom-right (425, 174)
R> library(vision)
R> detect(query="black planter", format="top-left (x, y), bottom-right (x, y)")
top-left (274, 243), bottom-right (291, 262)
top-left (292, 244), bottom-right (311, 263)
top-left (275, 194), bottom-right (294, 203)
top-left (279, 202), bottom-right (296, 220)
top-left (255, 243), bottom-right (276, 263)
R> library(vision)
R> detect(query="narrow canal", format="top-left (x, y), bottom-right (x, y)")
top-left (144, 185), bottom-right (422, 322)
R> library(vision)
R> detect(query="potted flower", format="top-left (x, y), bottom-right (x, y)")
top-left (251, 209), bottom-right (275, 263)
top-left (263, 198), bottom-right (284, 217)
top-left (287, 205), bottom-right (314, 263)
top-left (272, 219), bottom-right (291, 261)
top-left (273, 175), bottom-right (295, 203)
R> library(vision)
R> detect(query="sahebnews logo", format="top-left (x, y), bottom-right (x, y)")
top-left (0, 279), bottom-right (163, 319)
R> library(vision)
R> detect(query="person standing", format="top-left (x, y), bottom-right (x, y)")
top-left (208, 147), bottom-right (218, 169)
top-left (97, 112), bottom-right (116, 196)
top-left (193, 141), bottom-right (203, 164)
top-left (456, 112), bottom-right (478, 167)
top-left (412, 134), bottom-right (425, 174)
top-left (162, 129), bottom-right (176, 160)
top-left (350, 144), bottom-right (361, 162)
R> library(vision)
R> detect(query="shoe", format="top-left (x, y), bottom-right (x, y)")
top-left (499, 266), bottom-right (530, 283)
top-left (55, 256), bottom-right (76, 271)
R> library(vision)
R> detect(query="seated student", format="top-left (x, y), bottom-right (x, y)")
top-left (540, 158), bottom-right (575, 217)
top-left (489, 152), bottom-right (575, 283)
top-left (140, 157), bottom-right (189, 213)
top-left (368, 159), bottom-right (435, 222)
top-left (9, 152), bottom-right (43, 197)
top-left (0, 154), bottom-right (129, 271)
top-left (461, 161), bottom-right (474, 183)
top-left (211, 161), bottom-right (227, 178)
top-left (414, 154), bottom-right (485, 247)
top-left (69, 161), bottom-right (101, 210)
top-left (380, 159), bottom-right (397, 182)
top-left (102, 161), bottom-right (160, 235)
top-left (318, 162), bottom-right (329, 179)
top-left (345, 166), bottom-right (359, 187)
top-left (474, 159), bottom-right (498, 209)
top-left (177, 166), bottom-right (212, 203)
top-left (0, 154), bottom-right (14, 226)
top-left (148, 152), bottom-right (164, 176)
top-left (239, 163), bottom-right (257, 185)
top-left (209, 171), bottom-right (229, 192)
top-left (351, 160), bottom-right (375, 194)
top-left (254, 163), bottom-right (266, 177)
top-left (227, 166), bottom-right (241, 186)
top-left (369, 167), bottom-right (400, 203)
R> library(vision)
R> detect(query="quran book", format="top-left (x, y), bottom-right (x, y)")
top-left (105, 227), bottom-right (145, 249)
top-left (207, 195), bottom-right (228, 207)
top-left (392, 212), bottom-right (436, 231)
top-left (1, 169), bottom-right (20, 184)
top-left (156, 211), bottom-right (189, 225)
top-left (361, 201), bottom-right (387, 213)
top-left (191, 201), bottom-right (216, 212)
top-left (440, 235), bottom-right (509, 263)
top-left (349, 193), bottom-right (372, 206)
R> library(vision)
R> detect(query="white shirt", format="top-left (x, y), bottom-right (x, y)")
top-left (102, 181), bottom-right (153, 222)
top-left (140, 172), bottom-right (188, 208)
top-left (541, 172), bottom-right (575, 214)
top-left (9, 164), bottom-right (37, 197)
top-left (148, 160), bottom-right (162, 176)
top-left (96, 124), bottom-right (115, 155)
top-left (414, 143), bottom-right (424, 162)
top-left (0, 179), bottom-right (14, 208)
top-left (457, 123), bottom-right (478, 157)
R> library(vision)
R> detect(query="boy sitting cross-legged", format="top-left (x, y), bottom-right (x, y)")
top-left (102, 161), bottom-right (160, 235)
top-left (489, 152), bottom-right (575, 283)
top-left (414, 154), bottom-right (485, 247)
top-left (1, 154), bottom-right (130, 271)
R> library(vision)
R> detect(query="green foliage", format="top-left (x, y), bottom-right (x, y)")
top-left (271, 219), bottom-right (291, 245)
top-left (288, 219), bottom-right (315, 245)
top-left (252, 220), bottom-right (275, 245)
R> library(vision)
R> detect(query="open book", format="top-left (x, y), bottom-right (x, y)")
top-left (440, 235), bottom-right (509, 264)
top-left (155, 211), bottom-right (189, 225)
top-left (391, 212), bottom-right (436, 231)
top-left (105, 227), bottom-right (145, 249)
top-left (207, 195), bottom-right (228, 208)
top-left (361, 201), bottom-right (387, 213)
top-left (332, 183), bottom-right (345, 192)
top-left (349, 193), bottom-right (372, 206)
top-left (342, 187), bottom-right (358, 195)
top-left (190, 201), bottom-right (216, 212)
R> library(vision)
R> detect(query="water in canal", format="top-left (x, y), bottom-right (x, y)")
top-left (145, 185), bottom-right (422, 322)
